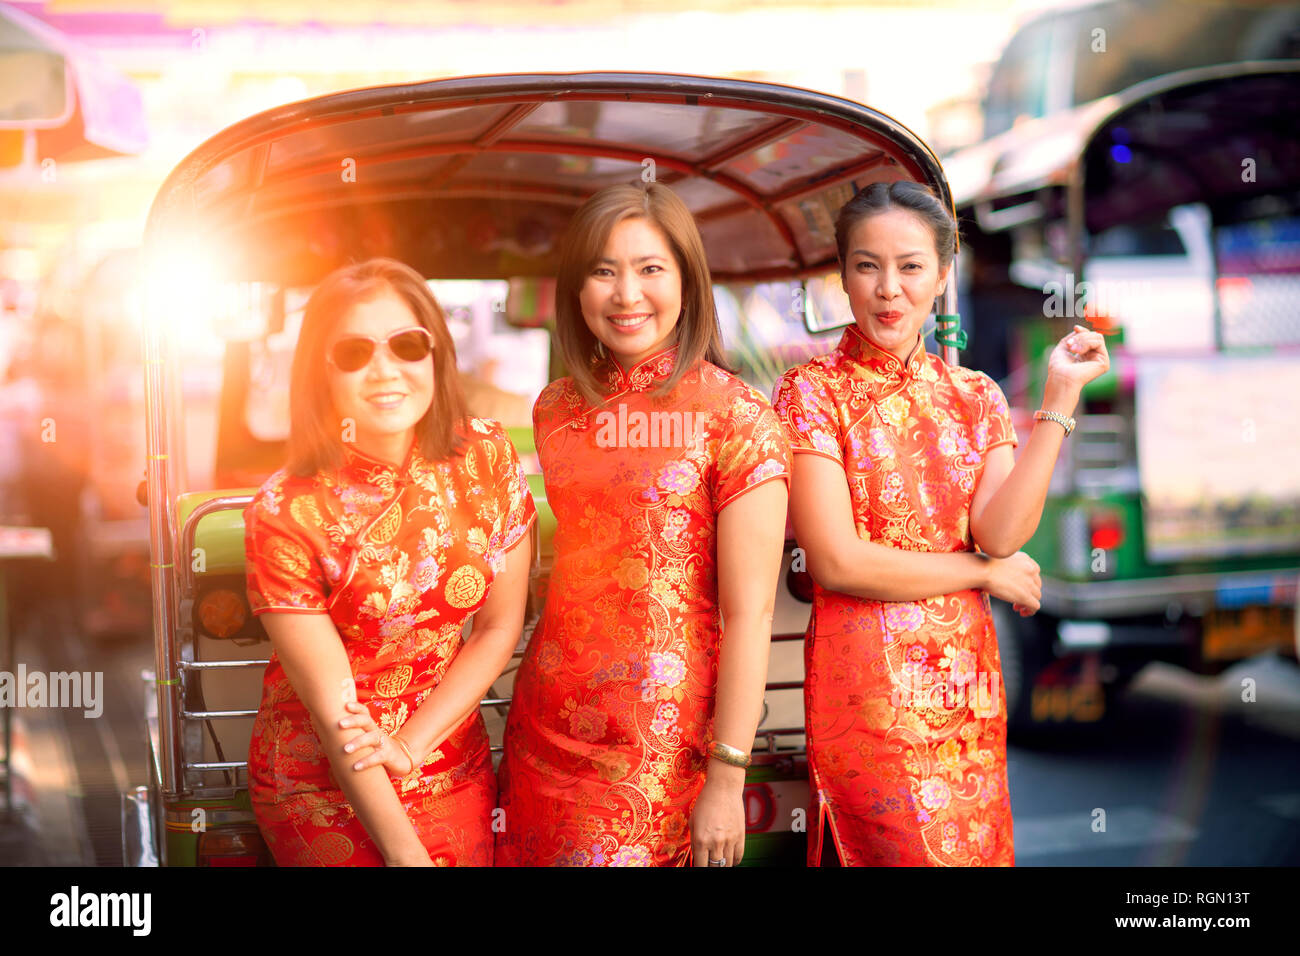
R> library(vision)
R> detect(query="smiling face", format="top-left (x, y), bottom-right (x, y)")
top-left (842, 207), bottom-right (950, 363)
top-left (579, 216), bottom-right (683, 368)
top-left (326, 289), bottom-right (435, 465)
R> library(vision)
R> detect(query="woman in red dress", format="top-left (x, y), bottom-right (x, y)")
top-left (495, 184), bottom-right (791, 867)
top-left (244, 258), bottom-right (535, 866)
top-left (773, 182), bottom-right (1110, 866)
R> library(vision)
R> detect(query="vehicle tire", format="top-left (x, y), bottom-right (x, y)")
top-left (991, 598), bottom-right (1051, 739)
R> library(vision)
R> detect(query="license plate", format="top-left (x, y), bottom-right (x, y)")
top-left (1203, 605), bottom-right (1294, 661)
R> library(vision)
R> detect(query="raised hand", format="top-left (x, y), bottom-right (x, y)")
top-left (1045, 324), bottom-right (1111, 395)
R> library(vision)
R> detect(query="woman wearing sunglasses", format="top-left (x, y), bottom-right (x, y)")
top-left (494, 184), bottom-right (791, 867)
top-left (244, 258), bottom-right (535, 866)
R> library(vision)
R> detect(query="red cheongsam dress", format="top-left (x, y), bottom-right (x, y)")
top-left (772, 327), bottom-right (1019, 866)
top-left (245, 419), bottom-right (535, 866)
top-left (495, 347), bottom-right (791, 866)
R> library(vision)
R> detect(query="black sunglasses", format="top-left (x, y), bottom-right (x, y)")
top-left (327, 327), bottom-right (434, 372)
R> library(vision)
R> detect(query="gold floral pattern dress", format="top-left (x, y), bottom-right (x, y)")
top-left (495, 348), bottom-right (791, 866)
top-left (245, 419), bottom-right (535, 866)
top-left (772, 327), bottom-right (1018, 866)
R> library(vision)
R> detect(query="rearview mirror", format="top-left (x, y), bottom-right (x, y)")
top-left (802, 273), bottom-right (854, 333)
top-left (505, 277), bottom-right (556, 329)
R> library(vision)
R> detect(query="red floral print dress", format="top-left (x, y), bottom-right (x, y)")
top-left (772, 326), bottom-right (1018, 866)
top-left (495, 348), bottom-right (791, 866)
top-left (245, 419), bottom-right (535, 866)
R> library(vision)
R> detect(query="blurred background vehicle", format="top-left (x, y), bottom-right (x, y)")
top-left (948, 59), bottom-right (1300, 734)
top-left (980, 0), bottom-right (1300, 142)
top-left (28, 245), bottom-right (150, 641)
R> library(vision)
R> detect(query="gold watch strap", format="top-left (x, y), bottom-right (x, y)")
top-left (1033, 409), bottom-right (1076, 436)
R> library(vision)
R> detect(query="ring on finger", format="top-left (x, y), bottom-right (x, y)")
top-left (707, 857), bottom-right (726, 867)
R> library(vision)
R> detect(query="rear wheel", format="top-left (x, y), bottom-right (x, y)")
top-left (994, 601), bottom-right (1137, 740)
top-left (991, 598), bottom-right (1051, 738)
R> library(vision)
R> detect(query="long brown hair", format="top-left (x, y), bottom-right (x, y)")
top-left (286, 258), bottom-right (468, 476)
top-left (554, 183), bottom-right (731, 405)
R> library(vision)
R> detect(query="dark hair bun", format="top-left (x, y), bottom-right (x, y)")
top-left (834, 181), bottom-right (957, 272)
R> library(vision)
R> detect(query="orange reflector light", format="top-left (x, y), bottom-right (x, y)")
top-left (1216, 276), bottom-right (1255, 313)
top-left (197, 588), bottom-right (248, 639)
top-left (198, 827), bottom-right (268, 867)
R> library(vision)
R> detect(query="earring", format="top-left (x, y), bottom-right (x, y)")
top-left (595, 340), bottom-right (607, 359)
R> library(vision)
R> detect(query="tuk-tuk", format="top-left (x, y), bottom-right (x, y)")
top-left (124, 72), bottom-right (958, 865)
top-left (946, 62), bottom-right (1300, 732)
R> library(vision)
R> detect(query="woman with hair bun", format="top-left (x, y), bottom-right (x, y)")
top-left (773, 182), bottom-right (1109, 866)
top-left (496, 183), bottom-right (791, 867)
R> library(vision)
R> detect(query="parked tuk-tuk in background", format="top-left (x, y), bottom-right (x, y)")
top-left (946, 62), bottom-right (1300, 733)
top-left (14, 244), bottom-right (154, 642)
top-left (126, 72), bottom-right (960, 865)
top-left (62, 247), bottom-right (153, 640)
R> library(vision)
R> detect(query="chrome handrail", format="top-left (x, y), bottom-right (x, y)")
top-left (144, 304), bottom-right (183, 801)
top-left (189, 761), bottom-right (251, 772)
top-left (179, 494), bottom-right (256, 596)
top-left (179, 659), bottom-right (269, 669)
top-left (170, 493), bottom-right (258, 797)
top-left (764, 680), bottom-right (804, 691)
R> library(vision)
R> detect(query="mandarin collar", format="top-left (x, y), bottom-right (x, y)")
top-left (839, 325), bottom-right (927, 381)
top-left (340, 442), bottom-right (420, 486)
top-left (597, 345), bottom-right (680, 394)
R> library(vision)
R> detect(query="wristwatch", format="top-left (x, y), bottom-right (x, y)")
top-left (1033, 409), bottom-right (1076, 436)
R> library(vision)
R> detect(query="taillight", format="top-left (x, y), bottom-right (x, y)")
top-left (1216, 276), bottom-right (1254, 314)
top-left (1089, 513), bottom-right (1124, 552)
top-left (1060, 506), bottom-right (1122, 578)
top-left (195, 587), bottom-right (249, 639)
top-left (198, 827), bottom-right (270, 866)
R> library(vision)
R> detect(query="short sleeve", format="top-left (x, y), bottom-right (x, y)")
top-left (713, 386), bottom-right (793, 510)
top-left (771, 366), bottom-right (844, 464)
top-left (245, 481), bottom-right (330, 615)
top-left (489, 423), bottom-right (537, 568)
top-left (980, 373), bottom-right (1018, 451)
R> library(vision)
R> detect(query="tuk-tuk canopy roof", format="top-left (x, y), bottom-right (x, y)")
top-left (947, 61), bottom-right (1300, 235)
top-left (145, 72), bottom-right (948, 286)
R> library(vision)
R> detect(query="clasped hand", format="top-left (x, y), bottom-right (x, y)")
top-left (339, 701), bottom-right (417, 778)
top-left (985, 551), bottom-right (1042, 617)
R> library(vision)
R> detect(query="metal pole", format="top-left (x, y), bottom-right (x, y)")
top-left (1, 568), bottom-right (9, 816)
top-left (941, 267), bottom-right (961, 367)
top-left (143, 244), bottom-right (184, 807)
